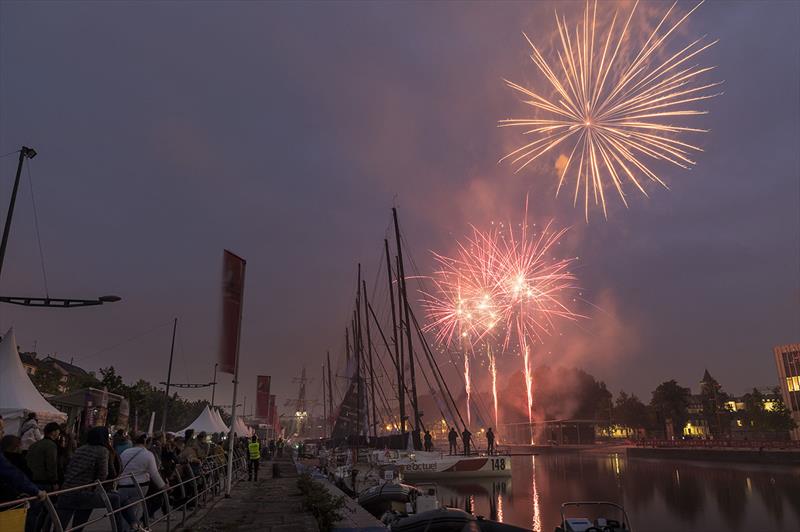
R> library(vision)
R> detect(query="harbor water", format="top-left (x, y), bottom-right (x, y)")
top-left (429, 454), bottom-right (800, 532)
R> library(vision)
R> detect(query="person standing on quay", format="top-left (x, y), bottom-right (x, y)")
top-left (247, 435), bottom-right (261, 481)
top-left (486, 428), bottom-right (495, 455)
top-left (448, 427), bottom-right (458, 455)
top-left (462, 428), bottom-right (472, 456)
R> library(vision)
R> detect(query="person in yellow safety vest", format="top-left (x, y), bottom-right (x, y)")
top-left (247, 435), bottom-right (261, 481)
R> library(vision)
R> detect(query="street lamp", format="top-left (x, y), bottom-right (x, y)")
top-left (0, 146), bottom-right (121, 309)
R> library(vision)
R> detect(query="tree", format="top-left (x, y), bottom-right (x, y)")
top-left (651, 380), bottom-right (691, 438)
top-left (613, 391), bottom-right (651, 432)
top-left (699, 369), bottom-right (733, 437)
top-left (30, 363), bottom-right (65, 395)
top-left (764, 388), bottom-right (797, 433)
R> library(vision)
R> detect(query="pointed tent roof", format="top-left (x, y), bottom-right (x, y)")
top-left (210, 408), bottom-right (228, 433)
top-left (0, 328), bottom-right (66, 420)
top-left (232, 416), bottom-right (251, 437)
top-left (178, 405), bottom-right (227, 436)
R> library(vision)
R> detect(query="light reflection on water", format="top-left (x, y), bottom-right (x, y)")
top-left (430, 454), bottom-right (800, 532)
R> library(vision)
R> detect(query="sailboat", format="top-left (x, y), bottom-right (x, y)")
top-left (322, 207), bottom-right (512, 484)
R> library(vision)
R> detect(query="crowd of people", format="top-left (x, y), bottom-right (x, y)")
top-left (0, 412), bottom-right (252, 532)
top-left (442, 426), bottom-right (496, 455)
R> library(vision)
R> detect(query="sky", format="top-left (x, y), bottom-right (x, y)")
top-left (0, 1), bottom-right (798, 419)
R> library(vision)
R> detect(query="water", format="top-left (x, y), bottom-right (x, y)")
top-left (430, 454), bottom-right (800, 532)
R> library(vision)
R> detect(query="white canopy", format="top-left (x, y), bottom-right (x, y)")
top-left (178, 405), bottom-right (227, 436)
top-left (210, 407), bottom-right (228, 433)
top-left (0, 328), bottom-right (66, 434)
top-left (232, 416), bottom-right (251, 437)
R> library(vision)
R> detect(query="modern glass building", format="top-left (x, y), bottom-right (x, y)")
top-left (774, 343), bottom-right (800, 440)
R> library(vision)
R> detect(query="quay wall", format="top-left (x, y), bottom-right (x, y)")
top-left (626, 446), bottom-right (800, 465)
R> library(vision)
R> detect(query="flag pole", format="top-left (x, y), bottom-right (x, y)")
top-left (225, 257), bottom-right (246, 497)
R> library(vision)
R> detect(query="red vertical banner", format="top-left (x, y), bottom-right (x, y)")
top-left (219, 250), bottom-right (245, 374)
top-left (256, 376), bottom-right (271, 420)
top-left (269, 394), bottom-right (277, 430)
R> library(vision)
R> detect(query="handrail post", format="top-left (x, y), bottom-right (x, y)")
top-left (132, 474), bottom-right (150, 529)
top-left (43, 494), bottom-right (64, 532)
top-left (95, 479), bottom-right (119, 532)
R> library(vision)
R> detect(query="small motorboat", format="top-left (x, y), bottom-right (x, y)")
top-left (389, 508), bottom-right (475, 532)
top-left (554, 502), bottom-right (631, 532)
top-left (358, 482), bottom-right (419, 518)
top-left (388, 507), bottom-right (530, 532)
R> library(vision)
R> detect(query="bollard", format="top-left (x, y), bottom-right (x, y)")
top-left (273, 462), bottom-right (281, 478)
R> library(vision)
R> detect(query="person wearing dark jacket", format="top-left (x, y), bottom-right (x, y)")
top-left (461, 428), bottom-right (472, 456)
top-left (0, 451), bottom-right (44, 504)
top-left (423, 431), bottom-right (433, 452)
top-left (448, 427), bottom-right (459, 455)
top-left (55, 427), bottom-right (121, 532)
top-left (25, 423), bottom-right (61, 532)
top-left (26, 422), bottom-right (61, 490)
top-left (2, 435), bottom-right (32, 478)
top-left (486, 428), bottom-right (496, 455)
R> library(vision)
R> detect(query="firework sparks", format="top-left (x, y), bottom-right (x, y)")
top-left (500, 0), bottom-right (721, 219)
top-left (423, 203), bottom-right (582, 437)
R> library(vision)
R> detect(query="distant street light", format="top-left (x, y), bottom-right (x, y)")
top-left (0, 146), bottom-right (121, 309)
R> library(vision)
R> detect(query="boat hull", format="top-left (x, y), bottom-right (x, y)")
top-left (396, 455), bottom-right (512, 479)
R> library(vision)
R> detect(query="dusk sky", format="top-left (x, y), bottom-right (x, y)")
top-left (1, 1), bottom-right (798, 418)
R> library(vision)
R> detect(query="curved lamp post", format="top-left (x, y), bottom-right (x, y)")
top-left (0, 146), bottom-right (121, 309)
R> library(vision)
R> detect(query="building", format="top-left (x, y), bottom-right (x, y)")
top-left (19, 352), bottom-right (39, 376)
top-left (774, 343), bottom-right (800, 441)
top-left (17, 352), bottom-right (91, 394)
top-left (684, 394), bottom-right (709, 437)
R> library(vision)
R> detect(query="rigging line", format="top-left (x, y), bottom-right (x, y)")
top-left (0, 149), bottom-right (21, 158)
top-left (367, 301), bottom-right (416, 421)
top-left (409, 308), bottom-right (464, 431)
top-left (76, 320), bottom-right (174, 361)
top-left (404, 320), bottom-right (449, 431)
top-left (26, 163), bottom-right (49, 298)
top-left (369, 323), bottom-right (400, 426)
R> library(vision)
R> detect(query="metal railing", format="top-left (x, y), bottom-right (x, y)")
top-left (634, 439), bottom-right (800, 450)
top-left (0, 447), bottom-right (249, 532)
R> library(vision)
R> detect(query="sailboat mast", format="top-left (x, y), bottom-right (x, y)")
top-left (393, 207), bottom-right (421, 434)
top-left (384, 239), bottom-right (405, 436)
top-left (363, 280), bottom-right (378, 439)
top-left (322, 363), bottom-right (327, 438)
top-left (327, 351), bottom-right (334, 436)
top-left (355, 264), bottom-right (364, 440)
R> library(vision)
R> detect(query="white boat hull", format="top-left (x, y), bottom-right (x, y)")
top-left (395, 454), bottom-right (513, 479)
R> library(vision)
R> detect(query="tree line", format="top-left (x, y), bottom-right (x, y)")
top-left (32, 363), bottom-right (222, 432)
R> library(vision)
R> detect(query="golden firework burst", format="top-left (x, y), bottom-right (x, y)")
top-left (500, 0), bottom-right (722, 219)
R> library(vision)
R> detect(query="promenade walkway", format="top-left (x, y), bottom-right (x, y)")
top-left (175, 456), bottom-right (318, 532)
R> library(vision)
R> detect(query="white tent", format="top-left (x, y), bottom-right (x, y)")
top-left (0, 328), bottom-right (66, 434)
top-left (231, 416), bottom-right (251, 437)
top-left (178, 405), bottom-right (227, 437)
top-left (210, 407), bottom-right (228, 433)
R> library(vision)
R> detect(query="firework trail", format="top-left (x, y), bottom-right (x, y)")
top-left (489, 345), bottom-right (499, 429)
top-left (464, 347), bottom-right (472, 426)
top-left (500, 0), bottom-right (721, 219)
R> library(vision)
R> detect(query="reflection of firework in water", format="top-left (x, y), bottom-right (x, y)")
top-left (423, 203), bottom-right (581, 436)
top-left (501, 0), bottom-right (720, 219)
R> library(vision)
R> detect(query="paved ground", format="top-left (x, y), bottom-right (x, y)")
top-left (173, 458), bottom-right (319, 532)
